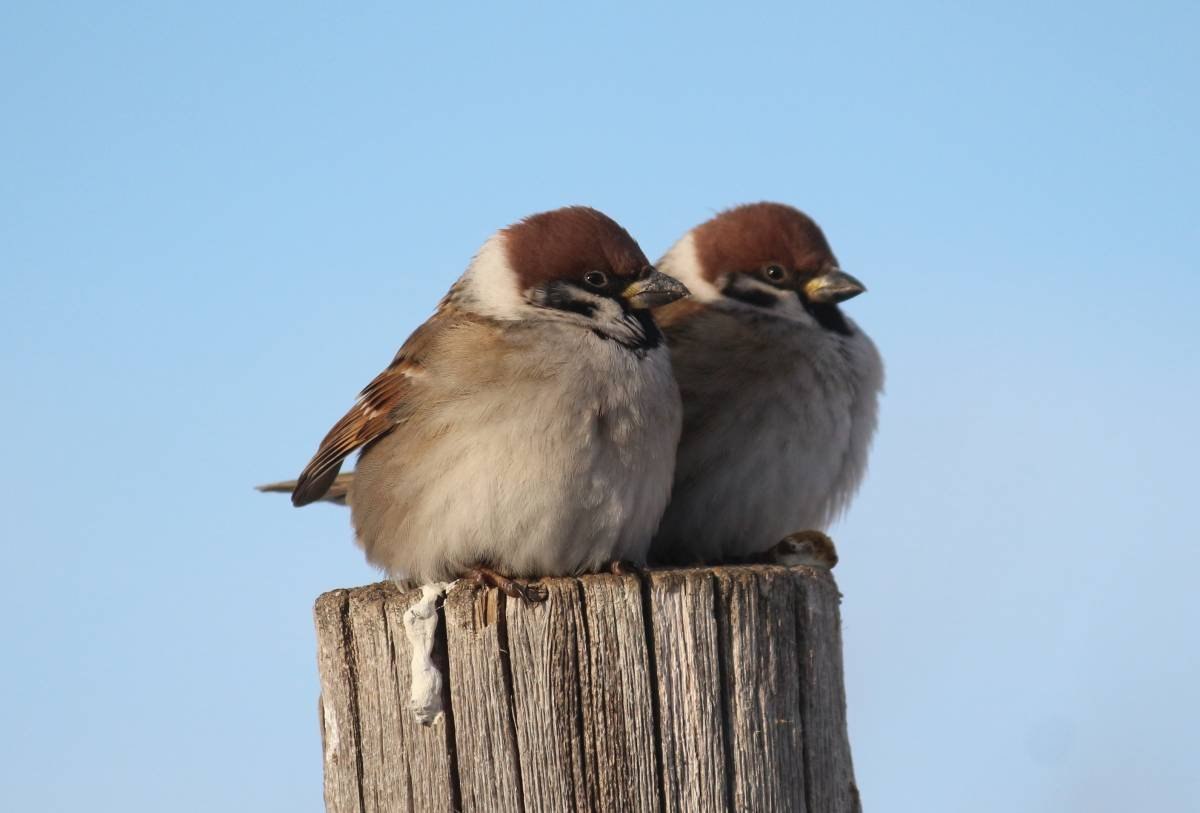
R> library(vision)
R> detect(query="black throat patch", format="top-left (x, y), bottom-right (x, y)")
top-left (803, 300), bottom-right (853, 336)
top-left (597, 307), bottom-right (663, 355)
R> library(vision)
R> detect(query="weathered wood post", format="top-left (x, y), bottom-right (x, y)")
top-left (314, 564), bottom-right (861, 813)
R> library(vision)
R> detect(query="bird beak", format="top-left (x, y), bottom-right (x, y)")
top-left (622, 270), bottom-right (690, 310)
top-left (803, 269), bottom-right (866, 304)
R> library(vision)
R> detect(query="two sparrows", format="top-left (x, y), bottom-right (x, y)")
top-left (263, 203), bottom-right (882, 595)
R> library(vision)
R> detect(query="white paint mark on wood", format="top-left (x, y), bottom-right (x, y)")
top-left (402, 581), bottom-right (451, 725)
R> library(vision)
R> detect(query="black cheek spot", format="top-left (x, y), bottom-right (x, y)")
top-left (538, 281), bottom-right (597, 318)
top-left (559, 299), bottom-right (598, 319)
top-left (724, 283), bottom-right (778, 309)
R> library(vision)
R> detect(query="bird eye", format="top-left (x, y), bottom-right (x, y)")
top-left (764, 265), bottom-right (787, 283)
top-left (584, 270), bottom-right (608, 288)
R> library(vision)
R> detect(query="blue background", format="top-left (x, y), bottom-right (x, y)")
top-left (3, 2), bottom-right (1197, 810)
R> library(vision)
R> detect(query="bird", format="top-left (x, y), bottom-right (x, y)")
top-left (272, 206), bottom-right (688, 598)
top-left (648, 202), bottom-right (883, 567)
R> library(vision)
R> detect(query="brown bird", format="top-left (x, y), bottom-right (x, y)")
top-left (265, 207), bottom-right (688, 598)
top-left (649, 202), bottom-right (883, 567)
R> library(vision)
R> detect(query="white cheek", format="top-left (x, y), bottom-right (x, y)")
top-left (657, 232), bottom-right (723, 302)
top-left (459, 234), bottom-right (526, 319)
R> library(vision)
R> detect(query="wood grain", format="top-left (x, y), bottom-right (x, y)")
top-left (647, 569), bottom-right (729, 812)
top-left (714, 566), bottom-right (808, 812)
top-left (314, 565), bottom-right (859, 813)
top-left (314, 589), bottom-right (364, 813)
top-left (576, 574), bottom-right (659, 813)
top-left (443, 584), bottom-right (524, 813)
top-left (795, 571), bottom-right (863, 813)
top-left (505, 579), bottom-right (588, 812)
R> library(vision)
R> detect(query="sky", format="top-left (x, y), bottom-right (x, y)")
top-left (2, 1), bottom-right (1197, 810)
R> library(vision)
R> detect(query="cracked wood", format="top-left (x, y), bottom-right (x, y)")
top-left (315, 565), bottom-right (861, 813)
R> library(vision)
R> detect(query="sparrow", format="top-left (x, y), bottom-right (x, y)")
top-left (648, 202), bottom-right (883, 567)
top-left (274, 206), bottom-right (688, 597)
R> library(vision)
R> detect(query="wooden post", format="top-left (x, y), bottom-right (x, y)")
top-left (314, 565), bottom-right (861, 813)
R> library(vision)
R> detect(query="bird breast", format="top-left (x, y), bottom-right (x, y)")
top-left (351, 320), bottom-right (682, 584)
top-left (655, 307), bottom-right (882, 562)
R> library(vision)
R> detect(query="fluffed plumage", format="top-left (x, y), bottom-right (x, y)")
top-left (650, 202), bottom-right (883, 564)
top-left (284, 207), bottom-right (688, 585)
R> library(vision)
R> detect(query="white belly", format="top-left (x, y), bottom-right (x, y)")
top-left (351, 330), bottom-right (682, 584)
top-left (653, 309), bottom-right (882, 563)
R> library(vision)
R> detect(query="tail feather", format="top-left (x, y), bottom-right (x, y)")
top-left (256, 472), bottom-right (354, 506)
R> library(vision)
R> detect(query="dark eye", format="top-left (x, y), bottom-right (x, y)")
top-left (764, 265), bottom-right (787, 283)
top-left (584, 270), bottom-right (608, 288)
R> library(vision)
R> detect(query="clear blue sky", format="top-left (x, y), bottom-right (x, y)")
top-left (3, 2), bottom-right (1197, 810)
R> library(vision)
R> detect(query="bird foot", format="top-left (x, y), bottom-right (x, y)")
top-left (764, 530), bottom-right (839, 569)
top-left (467, 566), bottom-right (548, 603)
top-left (606, 559), bottom-right (644, 576)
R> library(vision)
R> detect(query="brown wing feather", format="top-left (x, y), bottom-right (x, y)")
top-left (652, 297), bottom-right (705, 330)
top-left (290, 302), bottom-right (460, 506)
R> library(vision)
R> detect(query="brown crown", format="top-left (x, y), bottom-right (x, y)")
top-left (691, 202), bottom-right (837, 283)
top-left (502, 206), bottom-right (651, 289)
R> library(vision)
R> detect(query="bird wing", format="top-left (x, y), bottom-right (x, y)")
top-left (652, 297), bottom-right (705, 330)
top-left (290, 303), bottom-right (460, 506)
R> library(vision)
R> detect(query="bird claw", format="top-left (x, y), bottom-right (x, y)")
top-left (514, 581), bottom-right (549, 603)
top-left (468, 566), bottom-right (548, 603)
top-left (606, 559), bottom-right (644, 576)
top-left (764, 530), bottom-right (839, 569)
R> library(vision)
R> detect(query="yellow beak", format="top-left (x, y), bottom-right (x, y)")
top-left (803, 269), bottom-right (866, 304)
top-left (622, 270), bottom-right (690, 310)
